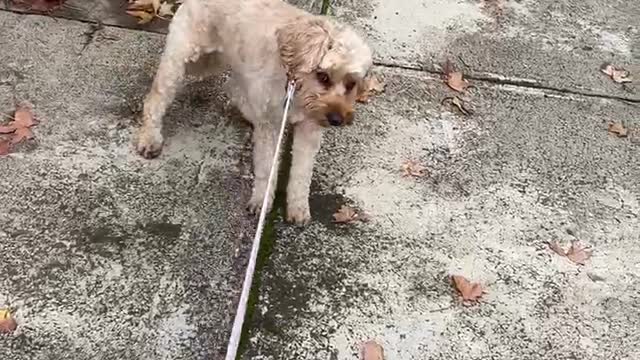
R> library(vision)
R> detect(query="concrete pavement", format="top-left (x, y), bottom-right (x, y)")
top-left (244, 0), bottom-right (640, 359)
top-left (0, 1), bottom-right (639, 359)
top-left (0, 11), bottom-right (255, 360)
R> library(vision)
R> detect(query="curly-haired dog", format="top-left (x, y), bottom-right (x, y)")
top-left (136, 0), bottom-right (373, 224)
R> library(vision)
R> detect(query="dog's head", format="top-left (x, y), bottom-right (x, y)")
top-left (277, 17), bottom-right (373, 127)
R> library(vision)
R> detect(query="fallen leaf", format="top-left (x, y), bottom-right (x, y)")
top-left (333, 205), bottom-right (358, 224)
top-left (157, 2), bottom-right (175, 17)
top-left (566, 241), bottom-right (592, 265)
top-left (0, 102), bottom-right (38, 148)
top-left (356, 75), bottom-right (385, 103)
top-left (0, 308), bottom-right (17, 334)
top-left (401, 160), bottom-right (427, 178)
top-left (548, 241), bottom-right (567, 256)
top-left (442, 59), bottom-right (455, 75)
top-left (11, 127), bottom-right (34, 144)
top-left (608, 122), bottom-right (628, 137)
top-left (128, 0), bottom-right (159, 11)
top-left (126, 10), bottom-right (155, 24)
top-left (13, 103), bottom-right (37, 128)
top-left (0, 140), bottom-right (9, 156)
top-left (0, 125), bottom-right (15, 134)
top-left (446, 72), bottom-right (469, 92)
top-left (361, 340), bottom-right (385, 360)
top-left (451, 275), bottom-right (484, 301)
top-left (600, 63), bottom-right (633, 84)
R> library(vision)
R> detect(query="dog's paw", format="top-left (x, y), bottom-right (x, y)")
top-left (286, 204), bottom-right (311, 225)
top-left (137, 128), bottom-right (164, 159)
top-left (247, 193), bottom-right (272, 216)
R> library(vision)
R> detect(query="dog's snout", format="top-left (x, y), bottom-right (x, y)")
top-left (327, 112), bottom-right (343, 126)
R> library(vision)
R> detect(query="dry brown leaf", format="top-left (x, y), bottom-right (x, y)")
top-left (361, 340), bottom-right (385, 360)
top-left (126, 10), bottom-right (155, 24)
top-left (128, 0), bottom-right (160, 12)
top-left (356, 75), bottom-right (385, 103)
top-left (0, 103), bottom-right (38, 151)
top-left (548, 241), bottom-right (567, 256)
top-left (0, 308), bottom-right (17, 334)
top-left (0, 140), bottom-right (9, 156)
top-left (13, 103), bottom-right (37, 127)
top-left (446, 72), bottom-right (469, 92)
top-left (566, 242), bottom-right (592, 265)
top-left (11, 127), bottom-right (34, 144)
top-left (600, 63), bottom-right (633, 84)
top-left (549, 241), bottom-right (592, 265)
top-left (333, 205), bottom-right (358, 224)
top-left (451, 275), bottom-right (484, 301)
top-left (608, 122), bottom-right (628, 137)
top-left (0, 125), bottom-right (14, 134)
top-left (401, 160), bottom-right (427, 178)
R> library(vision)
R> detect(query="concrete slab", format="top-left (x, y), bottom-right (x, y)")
top-left (0, 12), bottom-right (254, 359)
top-left (318, 0), bottom-right (640, 101)
top-left (0, 0), bottom-right (172, 33)
top-left (244, 67), bottom-right (640, 359)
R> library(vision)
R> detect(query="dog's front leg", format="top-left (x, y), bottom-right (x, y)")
top-left (247, 124), bottom-right (280, 214)
top-left (137, 6), bottom-right (196, 158)
top-left (286, 121), bottom-right (323, 225)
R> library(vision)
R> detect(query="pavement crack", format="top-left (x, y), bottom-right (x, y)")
top-left (81, 21), bottom-right (103, 52)
top-left (373, 61), bottom-right (640, 104)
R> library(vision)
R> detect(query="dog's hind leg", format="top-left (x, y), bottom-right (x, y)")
top-left (137, 5), bottom-right (204, 158)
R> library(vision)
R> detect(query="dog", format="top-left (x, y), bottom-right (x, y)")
top-left (136, 0), bottom-right (373, 224)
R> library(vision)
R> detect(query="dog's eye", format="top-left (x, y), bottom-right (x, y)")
top-left (345, 81), bottom-right (356, 92)
top-left (316, 71), bottom-right (331, 87)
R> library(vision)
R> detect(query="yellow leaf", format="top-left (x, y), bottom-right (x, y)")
top-left (0, 308), bottom-right (10, 320)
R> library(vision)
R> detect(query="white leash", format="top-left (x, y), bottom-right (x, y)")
top-left (224, 80), bottom-right (296, 360)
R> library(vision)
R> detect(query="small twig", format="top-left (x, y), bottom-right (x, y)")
top-left (429, 305), bottom-right (453, 313)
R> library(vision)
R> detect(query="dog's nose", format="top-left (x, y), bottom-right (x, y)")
top-left (326, 112), bottom-right (343, 126)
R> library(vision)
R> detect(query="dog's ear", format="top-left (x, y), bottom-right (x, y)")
top-left (276, 18), bottom-right (332, 77)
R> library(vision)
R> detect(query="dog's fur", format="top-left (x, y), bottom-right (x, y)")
top-left (136, 0), bottom-right (373, 224)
